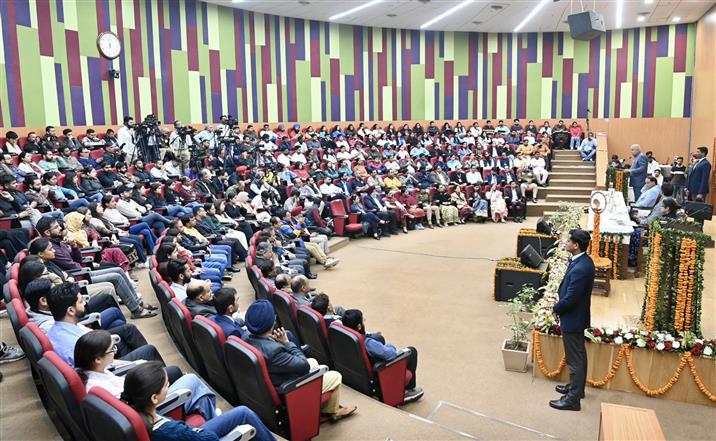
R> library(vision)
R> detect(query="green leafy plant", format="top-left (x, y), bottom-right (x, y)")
top-left (504, 296), bottom-right (533, 351)
top-left (514, 284), bottom-right (540, 313)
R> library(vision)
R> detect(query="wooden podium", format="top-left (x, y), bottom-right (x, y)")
top-left (599, 403), bottom-right (665, 441)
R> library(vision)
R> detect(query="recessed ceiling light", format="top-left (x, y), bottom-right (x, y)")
top-left (387, 13), bottom-right (397, 17)
top-left (329, 0), bottom-right (384, 21)
top-left (420, 0), bottom-right (474, 29)
top-left (637, 15), bottom-right (646, 22)
top-left (514, 0), bottom-right (548, 32)
top-left (672, 16), bottom-right (681, 22)
top-left (298, 0), bottom-right (310, 5)
top-left (644, 0), bottom-right (654, 4)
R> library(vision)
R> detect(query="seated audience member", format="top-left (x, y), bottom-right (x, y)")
top-left (487, 184), bottom-right (508, 223)
top-left (309, 293), bottom-right (342, 326)
top-left (519, 167), bottom-right (540, 203)
top-left (209, 287), bottom-right (249, 340)
top-left (503, 181), bottom-right (526, 222)
top-left (117, 184), bottom-right (173, 232)
top-left (416, 188), bottom-right (441, 228)
top-left (578, 132), bottom-right (597, 161)
top-left (529, 152), bottom-right (549, 185)
top-left (121, 361), bottom-right (276, 441)
top-left (289, 275), bottom-right (315, 307)
top-left (640, 183), bottom-right (674, 225)
top-left (43, 172), bottom-right (91, 208)
top-left (634, 176), bottom-right (661, 209)
top-left (3, 131), bottom-right (22, 155)
top-left (274, 273), bottom-right (291, 292)
top-left (342, 309), bottom-right (423, 403)
top-left (24, 278), bottom-right (126, 333)
top-left (46, 282), bottom-right (163, 366)
top-left (35, 216), bottom-right (157, 319)
top-left (166, 259), bottom-right (192, 301)
top-left (657, 197), bottom-right (680, 219)
top-left (38, 149), bottom-right (60, 173)
top-left (244, 300), bottom-right (357, 422)
top-left (74, 330), bottom-right (221, 422)
top-left (184, 279), bottom-right (218, 317)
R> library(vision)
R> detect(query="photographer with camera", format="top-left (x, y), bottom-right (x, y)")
top-left (169, 120), bottom-right (196, 168)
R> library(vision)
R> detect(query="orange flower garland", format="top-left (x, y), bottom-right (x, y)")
top-left (533, 332), bottom-right (716, 401)
top-left (532, 331), bottom-right (567, 378)
top-left (683, 239), bottom-right (697, 330)
top-left (591, 212), bottom-right (601, 258)
top-left (615, 170), bottom-right (624, 192)
top-left (612, 237), bottom-right (619, 279)
top-left (643, 232), bottom-right (662, 331)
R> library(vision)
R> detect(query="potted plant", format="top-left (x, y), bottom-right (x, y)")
top-left (502, 295), bottom-right (533, 372)
top-left (513, 284), bottom-right (541, 322)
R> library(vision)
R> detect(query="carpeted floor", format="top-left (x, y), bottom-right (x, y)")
top-left (1, 217), bottom-right (714, 440)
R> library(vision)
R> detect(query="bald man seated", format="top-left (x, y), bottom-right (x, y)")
top-left (183, 279), bottom-right (217, 317)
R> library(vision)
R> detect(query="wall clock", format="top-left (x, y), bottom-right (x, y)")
top-left (97, 31), bottom-right (122, 60)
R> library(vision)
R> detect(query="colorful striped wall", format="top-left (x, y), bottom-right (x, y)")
top-left (0, 0), bottom-right (696, 128)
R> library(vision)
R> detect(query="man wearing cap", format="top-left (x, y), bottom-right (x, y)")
top-left (550, 229), bottom-right (594, 411)
top-left (244, 300), bottom-right (357, 422)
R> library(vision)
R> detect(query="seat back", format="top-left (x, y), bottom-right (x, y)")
top-left (248, 265), bottom-right (262, 298)
top-left (191, 316), bottom-right (239, 405)
top-left (327, 322), bottom-right (374, 395)
top-left (272, 291), bottom-right (301, 343)
top-left (38, 351), bottom-right (89, 441)
top-left (256, 278), bottom-right (274, 301)
top-left (8, 278), bottom-right (21, 303)
top-left (7, 298), bottom-right (28, 338)
top-left (81, 387), bottom-right (149, 441)
top-left (165, 298), bottom-right (205, 376)
top-left (19, 322), bottom-right (54, 371)
top-left (224, 336), bottom-right (285, 435)
top-left (296, 306), bottom-right (332, 367)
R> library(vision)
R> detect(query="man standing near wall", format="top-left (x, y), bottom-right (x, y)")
top-left (686, 146), bottom-right (712, 202)
top-left (628, 144), bottom-right (648, 202)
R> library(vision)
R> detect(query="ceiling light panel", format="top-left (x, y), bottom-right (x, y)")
top-left (329, 0), bottom-right (384, 21)
top-left (420, 0), bottom-right (475, 29)
top-left (514, 0), bottom-right (549, 32)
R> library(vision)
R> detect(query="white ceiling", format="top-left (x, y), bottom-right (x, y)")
top-left (209, 0), bottom-right (715, 33)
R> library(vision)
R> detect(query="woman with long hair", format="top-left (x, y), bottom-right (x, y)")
top-left (101, 195), bottom-right (158, 253)
top-left (75, 331), bottom-right (221, 422)
top-left (87, 202), bottom-right (148, 266)
top-left (121, 361), bottom-right (275, 440)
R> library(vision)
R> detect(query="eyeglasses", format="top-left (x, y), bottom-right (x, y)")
top-left (104, 345), bottom-right (118, 355)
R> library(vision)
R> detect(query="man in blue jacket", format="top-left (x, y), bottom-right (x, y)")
top-left (686, 146), bottom-right (712, 202)
top-left (628, 144), bottom-right (648, 201)
top-left (550, 229), bottom-right (594, 411)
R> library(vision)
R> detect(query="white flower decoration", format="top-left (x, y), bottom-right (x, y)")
top-left (672, 341), bottom-right (681, 349)
top-left (605, 328), bottom-right (614, 335)
top-left (656, 342), bottom-right (665, 351)
top-left (624, 332), bottom-right (634, 340)
top-left (704, 347), bottom-right (713, 356)
top-left (636, 338), bottom-right (647, 348)
top-left (614, 336), bottom-right (624, 345)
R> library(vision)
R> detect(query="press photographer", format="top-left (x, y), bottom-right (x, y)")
top-left (168, 120), bottom-right (197, 167)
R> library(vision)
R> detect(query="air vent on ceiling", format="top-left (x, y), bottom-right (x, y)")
top-left (387, 13), bottom-right (397, 17)
top-left (297, 0), bottom-right (310, 4)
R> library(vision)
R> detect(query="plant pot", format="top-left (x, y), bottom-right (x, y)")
top-left (502, 339), bottom-right (531, 372)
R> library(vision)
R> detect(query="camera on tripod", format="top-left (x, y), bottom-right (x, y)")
top-left (177, 125), bottom-right (197, 137)
top-left (137, 114), bottom-right (162, 134)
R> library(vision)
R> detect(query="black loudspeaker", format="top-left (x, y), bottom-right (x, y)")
top-left (520, 244), bottom-right (544, 269)
top-left (551, 131), bottom-right (569, 149)
top-left (684, 202), bottom-right (713, 222)
top-left (536, 217), bottom-right (553, 235)
top-left (494, 266), bottom-right (546, 302)
top-left (567, 11), bottom-right (606, 41)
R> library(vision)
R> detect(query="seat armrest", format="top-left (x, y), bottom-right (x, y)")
top-left (79, 312), bottom-right (102, 328)
top-left (77, 280), bottom-right (89, 288)
top-left (276, 365), bottom-right (328, 394)
top-left (0, 214), bottom-right (19, 220)
top-left (332, 214), bottom-right (348, 219)
top-left (108, 359), bottom-right (147, 376)
top-left (157, 388), bottom-right (193, 415)
top-left (373, 348), bottom-right (411, 371)
top-left (219, 425), bottom-right (256, 441)
top-left (81, 247), bottom-right (103, 254)
top-left (67, 268), bottom-right (91, 278)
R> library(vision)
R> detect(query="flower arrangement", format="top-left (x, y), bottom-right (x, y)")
top-left (584, 328), bottom-right (715, 357)
top-left (641, 219), bottom-right (709, 336)
top-left (495, 257), bottom-right (545, 274)
top-left (606, 166), bottom-right (628, 202)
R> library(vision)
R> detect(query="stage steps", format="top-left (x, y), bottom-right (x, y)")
top-left (527, 150), bottom-right (596, 217)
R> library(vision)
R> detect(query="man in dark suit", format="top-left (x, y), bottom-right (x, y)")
top-left (484, 167), bottom-right (505, 187)
top-left (550, 229), bottom-right (594, 411)
top-left (628, 144), bottom-right (648, 201)
top-left (502, 181), bottom-right (526, 222)
top-left (208, 287), bottom-right (249, 340)
top-left (244, 300), bottom-right (357, 422)
top-left (364, 187), bottom-right (400, 235)
top-left (686, 146), bottom-right (712, 202)
top-left (184, 279), bottom-right (218, 317)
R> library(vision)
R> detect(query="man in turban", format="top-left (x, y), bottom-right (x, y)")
top-left (244, 300), bottom-right (357, 422)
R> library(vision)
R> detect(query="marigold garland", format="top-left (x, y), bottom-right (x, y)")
top-left (591, 212), bottom-right (601, 258)
top-left (683, 239), bottom-right (697, 330)
top-left (533, 331), bottom-right (716, 401)
top-left (643, 231), bottom-right (662, 331)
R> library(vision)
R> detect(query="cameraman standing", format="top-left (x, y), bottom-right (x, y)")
top-left (169, 120), bottom-right (194, 167)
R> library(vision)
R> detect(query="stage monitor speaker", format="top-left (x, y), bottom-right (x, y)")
top-left (520, 244), bottom-right (544, 269)
top-left (536, 217), bottom-right (553, 235)
top-left (567, 11), bottom-right (606, 41)
top-left (684, 201), bottom-right (713, 222)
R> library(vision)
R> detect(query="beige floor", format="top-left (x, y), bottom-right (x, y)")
top-left (1, 217), bottom-right (714, 440)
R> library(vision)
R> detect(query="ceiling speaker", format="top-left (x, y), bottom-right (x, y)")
top-left (567, 10), bottom-right (606, 41)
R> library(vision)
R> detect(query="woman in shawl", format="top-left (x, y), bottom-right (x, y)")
top-left (64, 212), bottom-right (131, 272)
top-left (487, 183), bottom-right (508, 223)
